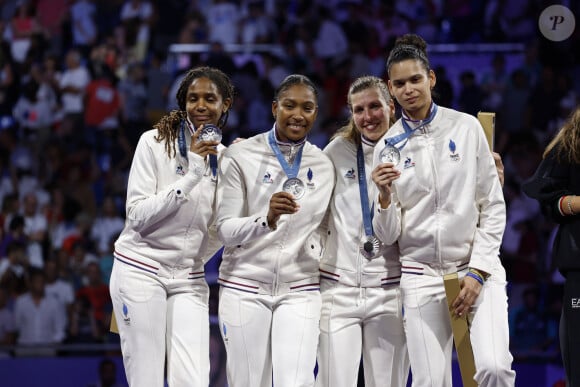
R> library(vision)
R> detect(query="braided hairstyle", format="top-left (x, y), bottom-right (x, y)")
top-left (154, 66), bottom-right (234, 158)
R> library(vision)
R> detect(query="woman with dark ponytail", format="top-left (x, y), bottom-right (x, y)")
top-left (110, 66), bottom-right (233, 387)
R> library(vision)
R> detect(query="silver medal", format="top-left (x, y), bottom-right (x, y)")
top-left (283, 177), bottom-right (305, 199)
top-left (379, 143), bottom-right (400, 165)
top-left (360, 235), bottom-right (381, 259)
top-left (196, 124), bottom-right (222, 143)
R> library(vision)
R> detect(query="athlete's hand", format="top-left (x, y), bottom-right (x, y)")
top-left (266, 192), bottom-right (300, 230)
top-left (452, 275), bottom-right (482, 317)
top-left (371, 163), bottom-right (401, 208)
top-left (190, 125), bottom-right (220, 158)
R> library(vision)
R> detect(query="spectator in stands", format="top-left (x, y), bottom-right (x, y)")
top-left (83, 56), bottom-right (121, 159)
top-left (69, 0), bottom-right (98, 58)
top-left (481, 53), bottom-right (509, 112)
top-left (313, 5), bottom-right (348, 70)
top-left (0, 240), bottom-right (29, 298)
top-left (20, 191), bottom-right (47, 268)
top-left (0, 214), bottom-right (26, 259)
top-left (458, 70), bottom-right (484, 117)
top-left (44, 258), bottom-right (74, 329)
top-left (0, 193), bottom-right (19, 234)
top-left (76, 261), bottom-right (111, 338)
top-left (5, 0), bottom-right (42, 65)
top-left (67, 294), bottom-right (100, 344)
top-left (118, 61), bottom-right (148, 150)
top-left (509, 286), bottom-right (554, 359)
top-left (90, 196), bottom-right (124, 257)
top-left (0, 285), bottom-right (16, 355)
top-left (205, 0), bottom-right (239, 45)
top-left (58, 48), bottom-right (91, 148)
top-left (0, 40), bottom-right (19, 122)
top-left (14, 268), bottom-right (66, 355)
top-left (119, 0), bottom-right (154, 62)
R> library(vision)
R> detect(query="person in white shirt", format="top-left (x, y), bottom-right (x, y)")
top-left (216, 74), bottom-right (334, 387)
top-left (43, 259), bottom-right (75, 329)
top-left (58, 49), bottom-right (90, 147)
top-left (21, 191), bottom-right (48, 268)
top-left (110, 66), bottom-right (233, 387)
top-left (14, 269), bottom-right (66, 356)
top-left (316, 76), bottom-right (409, 387)
top-left (120, 0), bottom-right (154, 61)
top-left (90, 196), bottom-right (125, 256)
top-left (70, 0), bottom-right (97, 56)
top-left (371, 34), bottom-right (515, 387)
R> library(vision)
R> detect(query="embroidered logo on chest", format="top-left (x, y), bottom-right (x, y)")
top-left (449, 139), bottom-right (461, 162)
top-left (344, 168), bottom-right (356, 179)
top-left (176, 165), bottom-right (185, 176)
top-left (262, 172), bottom-right (273, 184)
top-left (306, 168), bottom-right (315, 190)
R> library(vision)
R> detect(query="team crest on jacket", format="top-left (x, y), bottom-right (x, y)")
top-left (403, 157), bottom-right (415, 169)
top-left (344, 168), bottom-right (356, 179)
top-left (449, 139), bottom-right (461, 162)
top-left (307, 168), bottom-right (315, 189)
top-left (262, 171), bottom-right (273, 184)
top-left (122, 303), bottom-right (131, 326)
top-left (176, 165), bottom-right (185, 176)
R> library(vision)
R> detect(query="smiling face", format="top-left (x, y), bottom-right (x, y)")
top-left (388, 59), bottom-right (436, 120)
top-left (185, 77), bottom-right (231, 129)
top-left (272, 84), bottom-right (318, 142)
top-left (350, 87), bottom-right (394, 142)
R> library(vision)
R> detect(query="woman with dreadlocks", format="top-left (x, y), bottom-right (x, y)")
top-left (110, 66), bottom-right (234, 387)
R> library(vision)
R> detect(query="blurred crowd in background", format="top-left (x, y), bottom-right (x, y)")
top-left (0, 0), bottom-right (579, 381)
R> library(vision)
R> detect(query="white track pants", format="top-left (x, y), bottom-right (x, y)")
top-left (316, 281), bottom-right (409, 387)
top-left (110, 259), bottom-right (210, 387)
top-left (400, 271), bottom-right (516, 387)
top-left (218, 286), bottom-right (321, 387)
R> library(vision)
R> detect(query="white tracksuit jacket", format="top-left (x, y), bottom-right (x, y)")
top-left (216, 130), bottom-right (335, 294)
top-left (321, 136), bottom-right (401, 285)
top-left (114, 128), bottom-right (223, 272)
top-left (372, 106), bottom-right (506, 275)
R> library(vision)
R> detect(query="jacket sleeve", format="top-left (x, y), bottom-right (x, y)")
top-left (215, 149), bottom-right (271, 246)
top-left (469, 122), bottom-right (506, 274)
top-left (522, 148), bottom-right (570, 224)
top-left (124, 134), bottom-right (205, 232)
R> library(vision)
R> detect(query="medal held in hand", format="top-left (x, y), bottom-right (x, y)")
top-left (196, 124), bottom-right (222, 143)
top-left (360, 235), bottom-right (381, 259)
top-left (379, 143), bottom-right (401, 165)
top-left (283, 177), bottom-right (305, 199)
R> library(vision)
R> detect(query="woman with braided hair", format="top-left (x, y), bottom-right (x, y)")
top-left (110, 66), bottom-right (233, 387)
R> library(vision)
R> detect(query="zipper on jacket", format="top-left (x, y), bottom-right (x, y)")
top-left (425, 132), bottom-right (443, 266)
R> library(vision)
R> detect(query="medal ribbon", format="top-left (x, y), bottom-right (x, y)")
top-left (178, 119), bottom-right (218, 177)
top-left (268, 127), bottom-right (305, 180)
top-left (384, 103), bottom-right (438, 150)
top-left (357, 144), bottom-right (374, 238)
